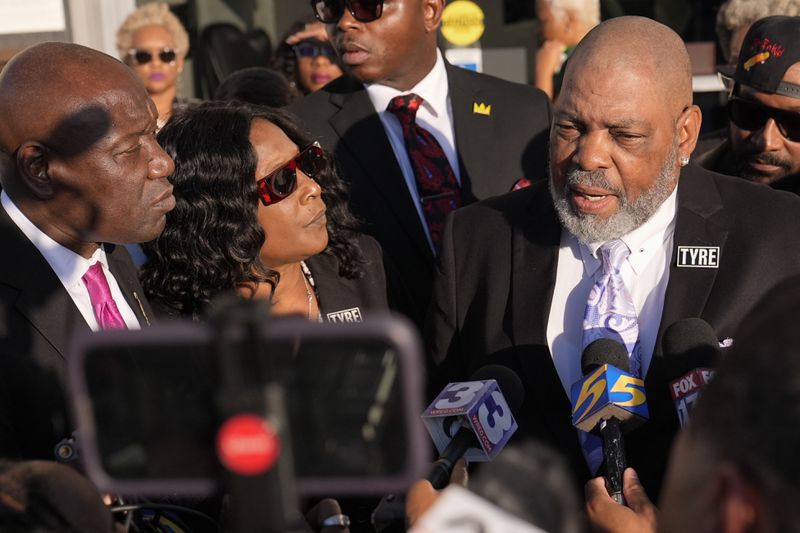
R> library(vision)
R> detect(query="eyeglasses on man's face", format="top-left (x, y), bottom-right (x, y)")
top-left (728, 96), bottom-right (800, 143)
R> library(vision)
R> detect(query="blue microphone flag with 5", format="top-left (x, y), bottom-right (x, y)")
top-left (571, 364), bottom-right (649, 433)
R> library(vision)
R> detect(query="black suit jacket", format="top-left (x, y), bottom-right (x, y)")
top-left (0, 205), bottom-right (154, 459)
top-left (288, 62), bottom-right (551, 325)
top-left (307, 233), bottom-right (388, 322)
top-left (427, 164), bottom-right (800, 500)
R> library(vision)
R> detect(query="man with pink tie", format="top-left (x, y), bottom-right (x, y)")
top-left (0, 42), bottom-right (175, 459)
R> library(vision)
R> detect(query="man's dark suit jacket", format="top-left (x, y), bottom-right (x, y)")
top-left (0, 205), bottom-right (154, 460)
top-left (288, 62), bottom-right (551, 324)
top-left (427, 164), bottom-right (800, 500)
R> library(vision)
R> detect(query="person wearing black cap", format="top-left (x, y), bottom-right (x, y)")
top-left (696, 16), bottom-right (800, 192)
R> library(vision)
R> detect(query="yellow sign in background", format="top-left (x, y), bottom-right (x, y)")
top-left (441, 1), bottom-right (485, 47)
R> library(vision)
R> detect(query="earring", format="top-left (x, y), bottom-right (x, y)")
top-left (680, 156), bottom-right (690, 167)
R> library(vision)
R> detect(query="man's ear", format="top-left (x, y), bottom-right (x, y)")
top-left (16, 142), bottom-right (55, 199)
top-left (424, 0), bottom-right (445, 33)
top-left (713, 465), bottom-right (761, 533)
top-left (678, 104), bottom-right (703, 161)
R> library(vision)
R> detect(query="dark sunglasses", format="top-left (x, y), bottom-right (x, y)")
top-left (310, 0), bottom-right (384, 23)
top-left (293, 41), bottom-right (337, 59)
top-left (257, 142), bottom-right (326, 206)
top-left (126, 48), bottom-right (178, 66)
top-left (728, 97), bottom-right (800, 143)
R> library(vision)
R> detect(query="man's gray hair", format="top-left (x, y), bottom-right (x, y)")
top-left (716, 0), bottom-right (800, 62)
top-left (540, 0), bottom-right (600, 26)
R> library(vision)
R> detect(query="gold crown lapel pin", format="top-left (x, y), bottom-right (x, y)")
top-left (473, 101), bottom-right (491, 116)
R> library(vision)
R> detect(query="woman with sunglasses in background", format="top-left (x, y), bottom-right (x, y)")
top-left (140, 102), bottom-right (387, 321)
top-left (117, 3), bottom-right (190, 130)
top-left (273, 17), bottom-right (344, 96)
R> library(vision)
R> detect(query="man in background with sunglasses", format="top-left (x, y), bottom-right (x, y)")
top-left (289, 0), bottom-right (551, 327)
top-left (697, 16), bottom-right (800, 192)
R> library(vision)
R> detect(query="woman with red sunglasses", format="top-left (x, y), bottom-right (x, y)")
top-left (140, 102), bottom-right (387, 322)
top-left (116, 3), bottom-right (190, 130)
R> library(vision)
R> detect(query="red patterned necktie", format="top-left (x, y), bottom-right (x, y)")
top-left (387, 93), bottom-right (462, 249)
top-left (82, 262), bottom-right (128, 330)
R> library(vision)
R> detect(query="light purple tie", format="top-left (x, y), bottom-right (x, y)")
top-left (579, 239), bottom-right (642, 474)
top-left (583, 239), bottom-right (642, 374)
top-left (82, 262), bottom-right (127, 330)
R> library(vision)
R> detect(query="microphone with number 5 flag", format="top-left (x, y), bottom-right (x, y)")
top-left (571, 339), bottom-right (648, 504)
top-left (662, 318), bottom-right (720, 428)
top-left (422, 365), bottom-right (524, 489)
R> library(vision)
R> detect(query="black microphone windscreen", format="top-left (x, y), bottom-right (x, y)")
top-left (470, 365), bottom-right (525, 416)
top-left (662, 318), bottom-right (719, 374)
top-left (581, 338), bottom-right (630, 375)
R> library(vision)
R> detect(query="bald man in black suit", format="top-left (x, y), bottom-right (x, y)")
top-left (427, 16), bottom-right (800, 501)
top-left (0, 42), bottom-right (174, 459)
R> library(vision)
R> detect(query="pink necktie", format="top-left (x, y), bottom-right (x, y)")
top-left (82, 262), bottom-right (127, 330)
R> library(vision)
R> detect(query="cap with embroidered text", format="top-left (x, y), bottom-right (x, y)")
top-left (731, 16), bottom-right (800, 99)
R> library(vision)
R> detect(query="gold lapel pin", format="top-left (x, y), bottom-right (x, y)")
top-left (473, 102), bottom-right (491, 116)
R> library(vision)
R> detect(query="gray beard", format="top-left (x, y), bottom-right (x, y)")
top-left (550, 144), bottom-right (678, 244)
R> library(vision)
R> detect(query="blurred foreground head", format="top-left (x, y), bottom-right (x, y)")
top-left (0, 460), bottom-right (113, 532)
top-left (410, 441), bottom-right (583, 533)
top-left (471, 440), bottom-right (583, 533)
top-left (660, 276), bottom-right (800, 532)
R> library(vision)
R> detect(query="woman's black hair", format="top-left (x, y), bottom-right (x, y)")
top-left (271, 16), bottom-right (344, 95)
top-left (141, 101), bottom-right (363, 317)
top-left (213, 67), bottom-right (296, 107)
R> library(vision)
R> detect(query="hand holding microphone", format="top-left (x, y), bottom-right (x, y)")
top-left (585, 467), bottom-right (657, 533)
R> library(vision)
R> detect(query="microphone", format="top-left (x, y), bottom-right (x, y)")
top-left (422, 365), bottom-right (525, 489)
top-left (570, 339), bottom-right (648, 505)
top-left (662, 318), bottom-right (720, 428)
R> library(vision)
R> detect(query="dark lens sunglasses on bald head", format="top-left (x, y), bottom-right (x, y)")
top-left (257, 142), bottom-right (326, 206)
top-left (293, 41), bottom-right (337, 59)
top-left (310, 0), bottom-right (384, 23)
top-left (728, 97), bottom-right (800, 143)
top-left (126, 48), bottom-right (178, 66)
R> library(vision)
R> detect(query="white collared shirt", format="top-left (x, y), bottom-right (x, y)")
top-left (1, 191), bottom-right (141, 331)
top-left (365, 49), bottom-right (458, 251)
top-left (546, 186), bottom-right (679, 395)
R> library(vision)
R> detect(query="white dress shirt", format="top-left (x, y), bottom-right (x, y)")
top-left (1, 191), bottom-right (140, 331)
top-left (546, 186), bottom-right (679, 395)
top-left (365, 49), bottom-right (459, 251)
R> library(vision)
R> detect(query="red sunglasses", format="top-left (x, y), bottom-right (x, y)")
top-left (256, 142), bottom-right (326, 206)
